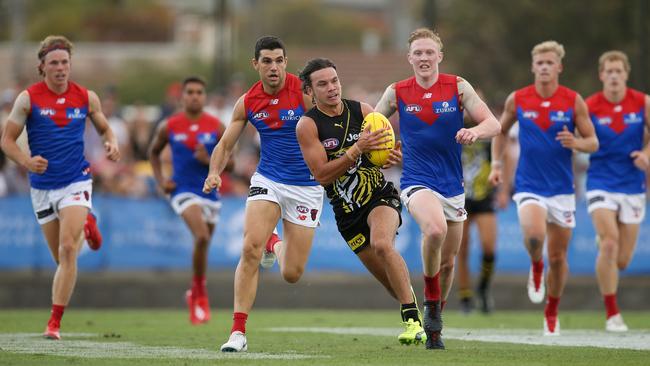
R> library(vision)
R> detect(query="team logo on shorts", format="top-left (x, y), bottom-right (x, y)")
top-left (84, 191), bottom-right (90, 201)
top-left (633, 207), bottom-right (642, 218)
top-left (563, 211), bottom-right (573, 224)
top-left (310, 209), bottom-right (319, 221)
top-left (456, 208), bottom-right (467, 217)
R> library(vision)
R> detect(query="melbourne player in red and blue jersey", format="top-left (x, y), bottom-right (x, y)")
top-left (376, 28), bottom-right (500, 350)
top-left (149, 76), bottom-right (225, 326)
top-left (585, 51), bottom-right (650, 332)
top-left (490, 41), bottom-right (598, 336)
top-left (203, 36), bottom-right (324, 353)
top-left (1, 35), bottom-right (120, 340)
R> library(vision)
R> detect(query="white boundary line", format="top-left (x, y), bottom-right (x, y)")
top-left (266, 327), bottom-right (650, 351)
top-left (0, 333), bottom-right (320, 360)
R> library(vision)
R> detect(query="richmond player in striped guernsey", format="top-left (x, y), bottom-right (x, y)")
top-left (585, 51), bottom-right (650, 332)
top-left (297, 57), bottom-right (426, 346)
top-left (375, 28), bottom-right (500, 349)
top-left (1, 35), bottom-right (120, 340)
top-left (203, 36), bottom-right (325, 352)
top-left (490, 41), bottom-right (598, 336)
top-left (149, 76), bottom-right (226, 325)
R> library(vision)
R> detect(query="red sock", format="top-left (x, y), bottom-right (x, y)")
top-left (544, 296), bottom-right (560, 317)
top-left (604, 294), bottom-right (619, 319)
top-left (267, 233), bottom-right (281, 253)
top-left (192, 275), bottom-right (206, 297)
top-left (231, 312), bottom-right (248, 334)
top-left (532, 259), bottom-right (544, 290)
top-left (49, 304), bottom-right (65, 327)
top-left (423, 273), bottom-right (441, 302)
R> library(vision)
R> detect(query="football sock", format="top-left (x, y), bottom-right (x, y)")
top-left (231, 312), bottom-right (248, 334)
top-left (192, 275), bottom-right (206, 297)
top-left (400, 302), bottom-right (420, 323)
top-left (478, 253), bottom-right (495, 291)
top-left (532, 259), bottom-right (544, 290)
top-left (604, 293), bottom-right (619, 319)
top-left (544, 296), bottom-right (560, 317)
top-left (424, 272), bottom-right (441, 302)
top-left (49, 304), bottom-right (65, 327)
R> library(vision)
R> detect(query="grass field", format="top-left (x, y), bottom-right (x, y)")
top-left (1, 309), bottom-right (649, 365)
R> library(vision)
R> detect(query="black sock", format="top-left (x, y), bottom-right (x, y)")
top-left (401, 302), bottom-right (419, 323)
top-left (478, 253), bottom-right (495, 291)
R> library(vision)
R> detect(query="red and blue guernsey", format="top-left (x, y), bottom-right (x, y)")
top-left (167, 112), bottom-right (222, 200)
top-left (396, 74), bottom-right (464, 197)
top-left (26, 81), bottom-right (90, 190)
top-left (586, 89), bottom-right (646, 194)
top-left (244, 73), bottom-right (317, 186)
top-left (514, 85), bottom-right (577, 196)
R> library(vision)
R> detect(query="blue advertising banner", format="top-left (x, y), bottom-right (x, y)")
top-left (1, 195), bottom-right (649, 274)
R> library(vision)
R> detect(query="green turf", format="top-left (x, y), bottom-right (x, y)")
top-left (0, 309), bottom-right (648, 365)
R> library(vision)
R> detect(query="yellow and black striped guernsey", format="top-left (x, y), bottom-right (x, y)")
top-left (304, 99), bottom-right (388, 230)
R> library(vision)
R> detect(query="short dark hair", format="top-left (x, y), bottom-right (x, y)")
top-left (299, 58), bottom-right (337, 94)
top-left (182, 76), bottom-right (206, 89)
top-left (254, 36), bottom-right (286, 60)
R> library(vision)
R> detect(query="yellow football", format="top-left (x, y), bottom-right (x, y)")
top-left (361, 112), bottom-right (395, 167)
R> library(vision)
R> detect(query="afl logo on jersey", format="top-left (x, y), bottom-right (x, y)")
top-left (40, 108), bottom-right (55, 116)
top-left (405, 104), bottom-right (422, 113)
top-left (597, 117), bottom-right (612, 125)
top-left (253, 111), bottom-right (270, 120)
top-left (522, 110), bottom-right (539, 119)
top-left (322, 138), bottom-right (339, 150)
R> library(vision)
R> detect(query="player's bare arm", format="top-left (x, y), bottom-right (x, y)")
top-left (88, 91), bottom-right (120, 162)
top-left (631, 94), bottom-right (650, 170)
top-left (0, 91), bottom-right (48, 173)
top-left (556, 94), bottom-right (598, 153)
top-left (203, 94), bottom-right (248, 193)
top-left (456, 78), bottom-right (501, 144)
top-left (489, 92), bottom-right (517, 186)
top-left (374, 83), bottom-right (398, 118)
top-left (148, 120), bottom-right (176, 194)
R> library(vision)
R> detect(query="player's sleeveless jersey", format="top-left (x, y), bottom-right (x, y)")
top-left (514, 85), bottom-right (577, 196)
top-left (395, 74), bottom-right (464, 197)
top-left (305, 99), bottom-right (387, 225)
top-left (167, 112), bottom-right (221, 200)
top-left (244, 73), bottom-right (317, 186)
top-left (462, 137), bottom-right (493, 201)
top-left (26, 81), bottom-right (90, 189)
top-left (586, 89), bottom-right (646, 194)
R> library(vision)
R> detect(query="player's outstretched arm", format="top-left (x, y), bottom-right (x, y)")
top-left (0, 91), bottom-right (48, 173)
top-left (88, 91), bottom-right (120, 162)
top-left (203, 94), bottom-right (248, 193)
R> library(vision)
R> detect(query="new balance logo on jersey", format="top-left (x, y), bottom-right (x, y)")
top-left (40, 108), bottom-right (55, 116)
top-left (56, 98), bottom-right (65, 104)
top-left (269, 99), bottom-right (279, 105)
top-left (405, 104), bottom-right (422, 113)
top-left (541, 101), bottom-right (551, 108)
top-left (422, 93), bottom-right (432, 99)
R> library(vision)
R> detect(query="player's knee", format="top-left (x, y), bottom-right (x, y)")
top-left (598, 237), bottom-right (619, 260)
top-left (194, 232), bottom-right (210, 249)
top-left (421, 222), bottom-right (447, 244)
top-left (371, 238), bottom-right (393, 258)
top-left (281, 266), bottom-right (304, 283)
top-left (58, 242), bottom-right (77, 261)
top-left (241, 242), bottom-right (263, 263)
top-left (547, 252), bottom-right (567, 267)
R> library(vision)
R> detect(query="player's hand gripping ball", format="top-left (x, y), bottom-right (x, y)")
top-left (361, 112), bottom-right (395, 166)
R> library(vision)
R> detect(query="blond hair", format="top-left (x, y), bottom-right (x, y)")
top-left (408, 27), bottom-right (443, 51)
top-left (598, 50), bottom-right (630, 73)
top-left (37, 35), bottom-right (74, 76)
top-left (531, 40), bottom-right (565, 60)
